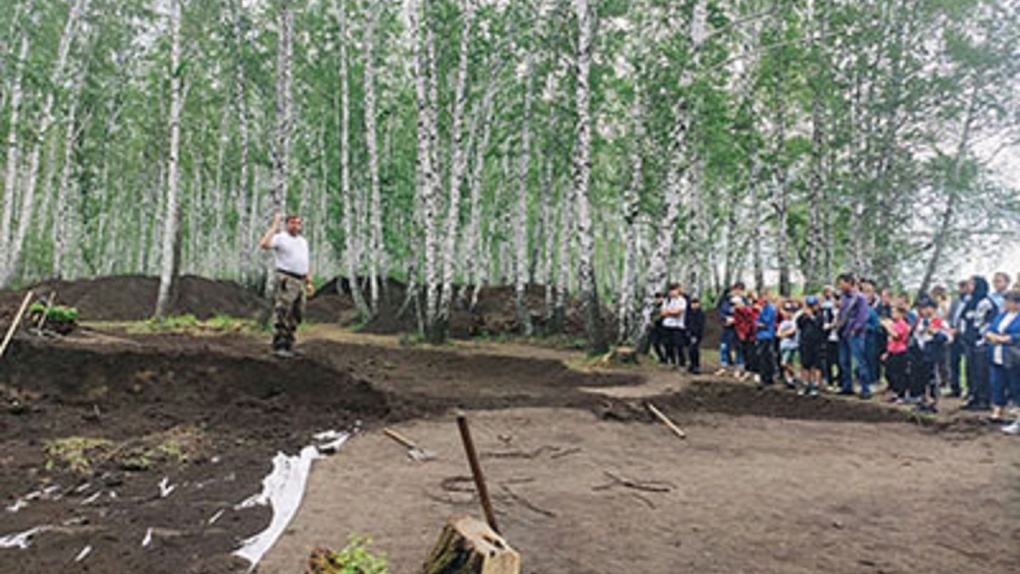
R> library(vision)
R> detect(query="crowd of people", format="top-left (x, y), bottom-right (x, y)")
top-left (649, 272), bottom-right (1020, 435)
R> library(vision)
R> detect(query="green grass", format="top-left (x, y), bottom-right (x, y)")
top-left (307, 536), bottom-right (389, 574)
top-left (44, 437), bottom-right (114, 475)
top-left (127, 314), bottom-right (258, 335)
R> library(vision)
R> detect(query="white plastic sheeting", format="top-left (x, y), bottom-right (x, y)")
top-left (0, 526), bottom-right (51, 549)
top-left (232, 432), bottom-right (349, 571)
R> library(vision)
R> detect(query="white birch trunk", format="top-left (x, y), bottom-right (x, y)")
top-left (335, 0), bottom-right (370, 318)
top-left (154, 0), bottom-right (183, 318)
top-left (229, 0), bottom-right (254, 285)
top-left (572, 0), bottom-right (607, 353)
top-left (465, 83), bottom-right (495, 309)
top-left (1, 0), bottom-right (88, 287)
top-left (513, 21), bottom-right (536, 336)
top-left (438, 0), bottom-right (475, 321)
top-left (618, 92), bottom-right (643, 343)
top-left (0, 30), bottom-right (30, 277)
top-left (363, 0), bottom-right (382, 311)
top-left (411, 0), bottom-right (442, 342)
top-left (53, 59), bottom-right (88, 280)
top-left (265, 0), bottom-right (293, 296)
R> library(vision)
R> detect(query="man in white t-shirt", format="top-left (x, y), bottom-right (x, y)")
top-left (660, 283), bottom-right (688, 369)
top-left (260, 213), bottom-right (314, 357)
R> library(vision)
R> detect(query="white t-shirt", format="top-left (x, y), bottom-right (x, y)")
top-left (779, 319), bottom-right (798, 351)
top-left (270, 232), bottom-right (310, 276)
top-left (662, 296), bottom-right (687, 329)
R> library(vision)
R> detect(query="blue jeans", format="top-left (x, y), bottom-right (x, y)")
top-left (990, 363), bottom-right (1020, 408)
top-left (838, 333), bottom-right (871, 395)
top-left (720, 329), bottom-right (743, 366)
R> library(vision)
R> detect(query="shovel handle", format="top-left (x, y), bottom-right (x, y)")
top-left (383, 427), bottom-right (417, 449)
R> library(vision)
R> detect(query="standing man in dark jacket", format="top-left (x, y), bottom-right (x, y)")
top-left (961, 275), bottom-right (998, 410)
top-left (687, 297), bottom-right (705, 374)
top-left (836, 273), bottom-right (873, 399)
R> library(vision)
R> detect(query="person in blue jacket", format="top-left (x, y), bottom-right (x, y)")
top-left (986, 290), bottom-right (1020, 431)
top-left (755, 290), bottom-right (778, 388)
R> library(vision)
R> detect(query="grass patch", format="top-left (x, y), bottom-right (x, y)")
top-left (44, 437), bottom-right (114, 475)
top-left (127, 314), bottom-right (258, 335)
top-left (307, 536), bottom-right (389, 574)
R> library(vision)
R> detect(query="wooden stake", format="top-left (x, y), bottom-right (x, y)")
top-left (455, 412), bottom-right (499, 534)
top-left (0, 290), bottom-right (34, 363)
top-left (35, 291), bottom-right (56, 331)
top-left (647, 402), bottom-right (686, 440)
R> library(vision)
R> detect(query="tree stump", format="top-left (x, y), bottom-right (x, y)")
top-left (422, 515), bottom-right (520, 574)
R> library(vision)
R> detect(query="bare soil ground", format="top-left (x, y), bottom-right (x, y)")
top-left (261, 408), bottom-right (1019, 574)
top-left (0, 277), bottom-right (1017, 574)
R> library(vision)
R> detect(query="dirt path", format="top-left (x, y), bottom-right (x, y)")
top-left (260, 408), bottom-right (1020, 574)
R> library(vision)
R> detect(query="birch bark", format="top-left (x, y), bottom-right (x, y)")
top-left (0, 29), bottom-right (30, 276)
top-left (363, 0), bottom-right (382, 311)
top-left (335, 0), bottom-right (371, 318)
top-left (1, 0), bottom-right (89, 287)
top-left (572, 0), bottom-right (607, 353)
top-left (154, 0), bottom-right (184, 318)
top-left (438, 0), bottom-right (475, 323)
top-left (513, 18), bottom-right (537, 336)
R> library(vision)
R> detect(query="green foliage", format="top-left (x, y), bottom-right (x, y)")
top-left (44, 437), bottom-right (114, 475)
top-left (29, 303), bottom-right (80, 322)
top-left (307, 536), bottom-right (389, 574)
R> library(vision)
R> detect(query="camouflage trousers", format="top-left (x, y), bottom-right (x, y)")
top-left (273, 272), bottom-right (306, 350)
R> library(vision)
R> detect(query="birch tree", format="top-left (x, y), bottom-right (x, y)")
top-left (154, 0), bottom-right (184, 318)
top-left (334, 0), bottom-right (370, 318)
top-left (571, 0), bottom-right (607, 354)
top-left (513, 6), bottom-right (537, 336)
top-left (362, 0), bottom-right (382, 311)
top-left (438, 0), bottom-right (475, 326)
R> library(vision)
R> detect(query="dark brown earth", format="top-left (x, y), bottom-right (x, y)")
top-left (1, 277), bottom-right (1016, 574)
top-left (0, 325), bottom-right (644, 574)
top-left (0, 275), bottom-right (266, 321)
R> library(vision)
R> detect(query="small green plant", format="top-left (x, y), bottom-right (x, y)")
top-left (44, 437), bottom-right (114, 475)
top-left (306, 536), bottom-right (389, 574)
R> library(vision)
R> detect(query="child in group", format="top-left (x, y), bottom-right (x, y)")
top-left (797, 296), bottom-right (826, 396)
top-left (908, 298), bottom-right (951, 413)
top-left (777, 301), bottom-right (799, 389)
top-left (880, 306), bottom-right (911, 401)
top-left (686, 297), bottom-right (705, 374)
top-left (734, 296), bottom-right (758, 381)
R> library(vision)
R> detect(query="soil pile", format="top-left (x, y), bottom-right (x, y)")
top-left (0, 334), bottom-right (396, 574)
top-left (0, 275), bottom-right (266, 322)
top-left (309, 278), bottom-right (615, 341)
top-left (660, 380), bottom-right (908, 423)
top-left (305, 276), bottom-right (408, 326)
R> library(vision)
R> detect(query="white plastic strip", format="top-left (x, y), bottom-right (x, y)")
top-left (233, 432), bottom-right (349, 571)
top-left (0, 526), bottom-right (51, 550)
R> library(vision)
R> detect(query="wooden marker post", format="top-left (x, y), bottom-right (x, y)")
top-left (0, 291), bottom-right (33, 363)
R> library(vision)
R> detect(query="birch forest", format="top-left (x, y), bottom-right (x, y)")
top-left (1, 0), bottom-right (1018, 348)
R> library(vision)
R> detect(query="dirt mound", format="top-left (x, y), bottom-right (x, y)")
top-left (0, 275), bottom-right (266, 322)
top-left (1, 335), bottom-right (395, 446)
top-left (658, 380), bottom-right (909, 423)
top-left (0, 335), bottom-right (396, 574)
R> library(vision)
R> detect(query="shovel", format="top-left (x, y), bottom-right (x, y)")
top-left (383, 427), bottom-right (436, 462)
